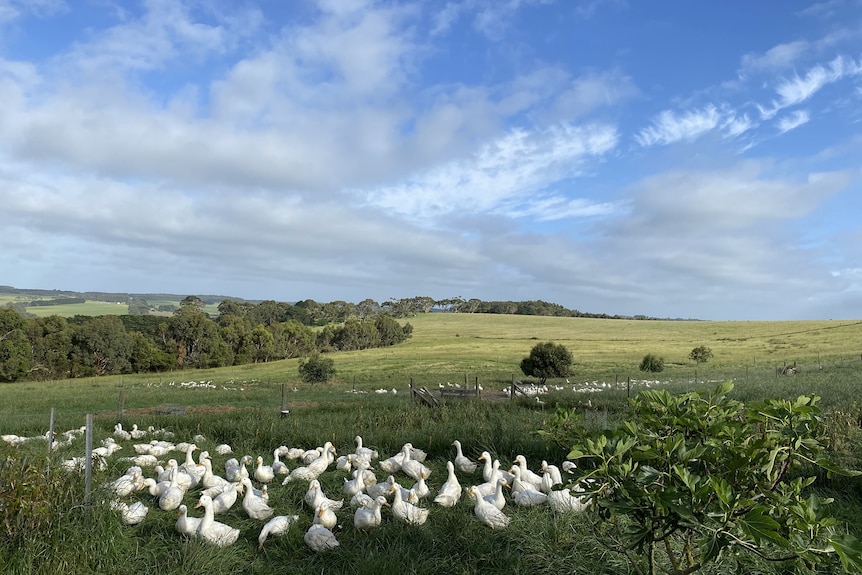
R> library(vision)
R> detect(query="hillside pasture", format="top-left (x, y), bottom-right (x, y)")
top-left (1, 314), bottom-right (861, 574)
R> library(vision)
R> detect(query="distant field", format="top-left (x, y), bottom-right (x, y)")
top-left (0, 294), bottom-right (220, 317)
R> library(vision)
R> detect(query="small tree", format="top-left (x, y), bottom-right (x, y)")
top-left (298, 352), bottom-right (336, 384)
top-left (689, 345), bottom-right (713, 364)
top-left (639, 353), bottom-right (664, 373)
top-left (520, 341), bottom-right (573, 384)
top-left (540, 382), bottom-right (862, 574)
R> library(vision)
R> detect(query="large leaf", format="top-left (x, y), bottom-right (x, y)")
top-left (830, 534), bottom-right (862, 573)
top-left (738, 509), bottom-right (789, 548)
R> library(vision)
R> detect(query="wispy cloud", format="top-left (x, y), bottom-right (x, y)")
top-left (635, 105), bottom-right (720, 147)
top-left (757, 55), bottom-right (861, 119)
top-left (776, 109), bottom-right (811, 133)
top-left (364, 122), bottom-right (619, 220)
top-left (740, 40), bottom-right (809, 75)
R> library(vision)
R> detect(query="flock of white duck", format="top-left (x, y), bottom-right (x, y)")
top-left (6, 422), bottom-right (591, 552)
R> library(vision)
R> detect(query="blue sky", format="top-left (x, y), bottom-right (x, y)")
top-left (1, 0), bottom-right (861, 320)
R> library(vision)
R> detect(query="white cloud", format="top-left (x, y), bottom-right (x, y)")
top-left (757, 55), bottom-right (861, 119)
top-left (776, 109), bottom-right (811, 134)
top-left (740, 41), bottom-right (809, 75)
top-left (364, 122), bottom-right (619, 220)
top-left (721, 113), bottom-right (755, 137)
top-left (635, 105), bottom-right (721, 147)
top-left (0, 0), bottom-right (65, 24)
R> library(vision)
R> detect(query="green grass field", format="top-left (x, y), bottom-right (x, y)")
top-left (0, 294), bottom-right (221, 317)
top-left (2, 313), bottom-right (861, 575)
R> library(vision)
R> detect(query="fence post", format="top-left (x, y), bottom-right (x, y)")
top-left (280, 383), bottom-right (289, 418)
top-left (410, 378), bottom-right (414, 403)
top-left (627, 376), bottom-right (631, 398)
top-left (48, 407), bottom-right (56, 454)
top-left (510, 374), bottom-right (515, 400)
top-left (84, 414), bottom-right (94, 509)
top-left (117, 389), bottom-right (125, 423)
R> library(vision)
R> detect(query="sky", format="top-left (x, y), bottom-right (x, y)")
top-left (1, 0), bottom-right (861, 321)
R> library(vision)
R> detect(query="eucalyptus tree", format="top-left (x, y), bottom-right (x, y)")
top-left (0, 307), bottom-right (31, 381)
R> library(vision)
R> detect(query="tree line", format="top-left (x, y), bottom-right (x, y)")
top-left (0, 298), bottom-right (412, 382)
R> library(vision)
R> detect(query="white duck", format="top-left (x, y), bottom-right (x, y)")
top-left (224, 455), bottom-right (252, 482)
top-left (513, 455), bottom-right (544, 490)
top-left (399, 444), bottom-right (431, 481)
top-left (542, 460), bottom-right (563, 487)
top-left (366, 475), bottom-right (397, 499)
top-left (484, 477), bottom-right (508, 511)
top-left (453, 440), bottom-right (477, 474)
top-left (478, 451), bottom-right (501, 483)
top-left (353, 435), bottom-right (378, 463)
top-left (343, 468), bottom-right (367, 497)
top-left (254, 456), bottom-right (275, 484)
top-left (211, 481), bottom-right (242, 514)
top-left (113, 423), bottom-right (131, 441)
top-left (468, 486), bottom-right (510, 529)
top-left (106, 469), bottom-right (141, 497)
top-left (195, 495), bottom-right (240, 547)
top-left (158, 467), bottom-right (185, 511)
top-left (409, 471), bottom-right (431, 500)
top-left (258, 514), bottom-right (300, 550)
top-left (547, 488), bottom-right (588, 513)
top-left (377, 451), bottom-right (404, 474)
top-left (308, 480), bottom-right (344, 511)
top-left (271, 447), bottom-right (289, 476)
top-left (175, 504), bottom-right (200, 537)
top-left (510, 467), bottom-right (548, 507)
top-left (353, 496), bottom-right (388, 530)
top-left (390, 483), bottom-right (429, 526)
top-left (313, 501), bottom-right (339, 531)
top-left (240, 477), bottom-right (274, 520)
top-left (351, 491), bottom-right (374, 509)
top-left (110, 499), bottom-right (148, 526)
top-left (178, 444), bottom-right (204, 486)
top-left (433, 461), bottom-right (462, 508)
top-left (215, 443), bottom-right (233, 456)
top-left (200, 456), bottom-right (230, 490)
top-left (304, 523), bottom-right (339, 552)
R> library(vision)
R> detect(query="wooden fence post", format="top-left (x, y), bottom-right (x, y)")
top-left (117, 389), bottom-right (125, 423)
top-left (48, 407), bottom-right (56, 454)
top-left (84, 414), bottom-right (94, 509)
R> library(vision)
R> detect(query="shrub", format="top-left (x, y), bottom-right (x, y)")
top-left (689, 345), bottom-right (713, 364)
top-left (520, 341), bottom-right (573, 384)
top-left (639, 353), bottom-right (664, 372)
top-left (541, 382), bottom-right (862, 574)
top-left (298, 352), bottom-right (336, 384)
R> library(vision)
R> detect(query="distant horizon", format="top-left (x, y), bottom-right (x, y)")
top-left (9, 284), bottom-right (856, 323)
top-left (2, 2), bottom-right (860, 321)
